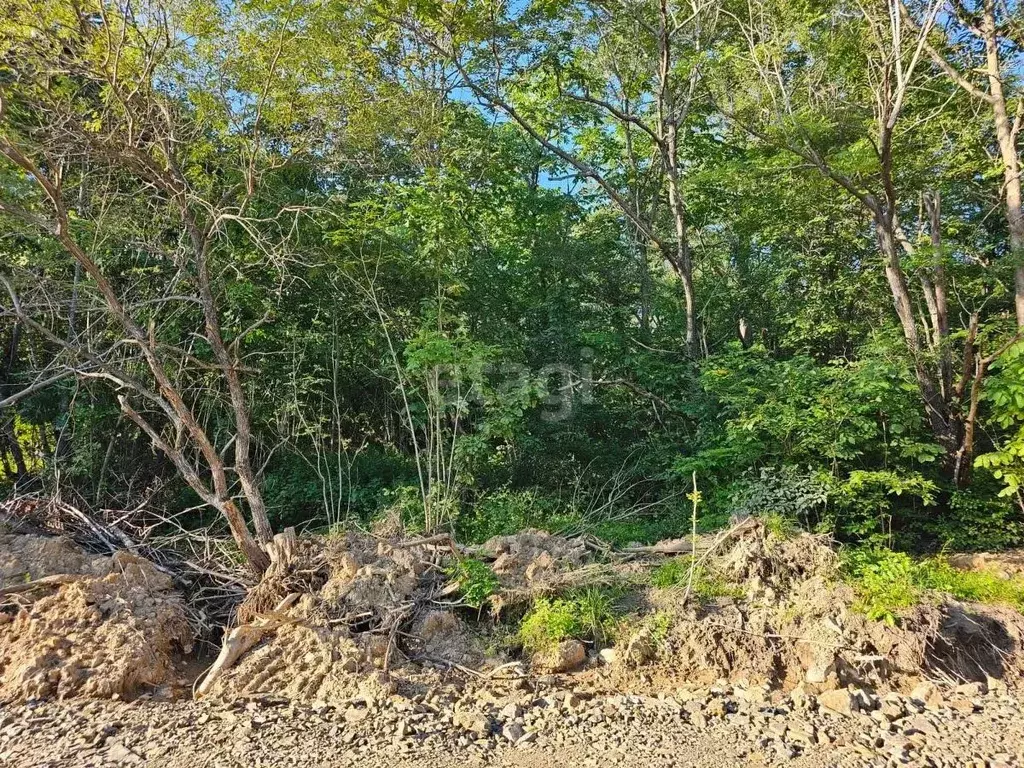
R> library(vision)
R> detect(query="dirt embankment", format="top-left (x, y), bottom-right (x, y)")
top-left (4, 518), bottom-right (1024, 710)
top-left (0, 532), bottom-right (193, 702)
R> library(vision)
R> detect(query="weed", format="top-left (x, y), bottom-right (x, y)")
top-left (651, 557), bottom-right (690, 588)
top-left (446, 557), bottom-right (500, 609)
top-left (762, 512), bottom-right (797, 540)
top-left (842, 547), bottom-right (1024, 625)
top-left (649, 556), bottom-right (744, 601)
top-left (915, 558), bottom-right (1024, 611)
top-left (518, 588), bottom-right (622, 653)
top-left (647, 611), bottom-right (673, 647)
top-left (841, 548), bottom-right (919, 624)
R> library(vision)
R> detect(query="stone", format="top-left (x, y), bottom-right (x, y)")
top-left (454, 711), bottom-right (491, 736)
top-left (502, 722), bottom-right (525, 743)
top-left (516, 731), bottom-right (537, 747)
top-left (985, 676), bottom-right (1008, 695)
top-left (817, 689), bottom-right (856, 717)
top-left (344, 707), bottom-right (369, 724)
top-left (598, 648), bottom-right (618, 666)
top-left (623, 628), bottom-right (656, 667)
top-left (533, 640), bottom-right (587, 673)
top-left (904, 715), bottom-right (938, 737)
top-left (910, 682), bottom-right (943, 711)
top-left (498, 703), bottom-right (522, 721)
top-left (106, 742), bottom-right (141, 765)
top-left (879, 694), bottom-right (905, 721)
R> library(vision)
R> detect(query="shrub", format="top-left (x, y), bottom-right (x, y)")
top-left (445, 557), bottom-right (500, 609)
top-left (924, 488), bottom-right (1024, 552)
top-left (518, 587), bottom-right (621, 653)
top-left (842, 547), bottom-right (1024, 625)
top-left (841, 548), bottom-right (920, 624)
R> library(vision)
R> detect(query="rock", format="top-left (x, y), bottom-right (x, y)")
top-left (502, 722), bottom-right (525, 743)
top-left (598, 648), bottom-right (618, 666)
top-left (910, 681), bottom-right (943, 711)
top-left (905, 715), bottom-right (938, 737)
top-left (106, 742), bottom-right (141, 764)
top-left (704, 698), bottom-right (727, 718)
top-left (498, 702), bottom-right (522, 721)
top-left (789, 684), bottom-right (814, 711)
top-left (533, 640), bottom-right (586, 673)
top-left (515, 731), bottom-right (537, 747)
top-left (879, 693), bottom-right (905, 721)
top-left (344, 706), bottom-right (369, 724)
top-left (623, 628), bottom-right (656, 667)
top-left (817, 689), bottom-right (856, 717)
top-left (454, 711), bottom-right (491, 736)
top-left (985, 675), bottom-right (1008, 695)
top-left (956, 681), bottom-right (985, 697)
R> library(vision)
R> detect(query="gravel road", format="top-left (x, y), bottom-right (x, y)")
top-left (3, 679), bottom-right (1023, 768)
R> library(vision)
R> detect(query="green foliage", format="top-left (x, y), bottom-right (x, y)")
top-left (830, 470), bottom-right (938, 545)
top-left (842, 548), bottom-right (1024, 625)
top-left (925, 488), bottom-right (1024, 552)
top-left (518, 587), bottom-right (621, 653)
top-left (454, 489), bottom-right (571, 543)
top-left (649, 556), bottom-right (744, 600)
top-left (446, 557), bottom-right (500, 609)
top-left (4, 0), bottom-right (1024, 564)
top-left (977, 342), bottom-right (1024, 500)
top-left (728, 466), bottom-right (829, 530)
top-left (842, 548), bottom-right (921, 624)
top-left (650, 557), bottom-right (690, 588)
top-left (915, 560), bottom-right (1024, 611)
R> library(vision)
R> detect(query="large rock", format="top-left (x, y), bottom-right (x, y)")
top-left (532, 639), bottom-right (587, 673)
top-left (817, 688), bottom-right (856, 717)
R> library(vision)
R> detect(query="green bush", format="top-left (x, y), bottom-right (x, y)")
top-left (445, 557), bottom-right (500, 609)
top-left (841, 548), bottom-right (921, 624)
top-left (454, 488), bottom-right (572, 543)
top-left (923, 488), bottom-right (1024, 552)
top-left (518, 587), bottom-right (621, 653)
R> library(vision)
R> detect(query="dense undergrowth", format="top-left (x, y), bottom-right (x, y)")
top-left (5, 0), bottom-right (1024, 579)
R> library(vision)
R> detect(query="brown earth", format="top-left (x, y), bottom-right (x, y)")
top-left (4, 524), bottom-right (1024, 765)
top-left (0, 535), bottom-right (194, 702)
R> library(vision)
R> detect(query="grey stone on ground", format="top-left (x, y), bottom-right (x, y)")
top-left (2, 681), bottom-right (1023, 767)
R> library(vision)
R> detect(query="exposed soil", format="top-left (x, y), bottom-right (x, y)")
top-left (5, 523), bottom-right (1024, 765)
top-left (0, 535), bottom-right (193, 702)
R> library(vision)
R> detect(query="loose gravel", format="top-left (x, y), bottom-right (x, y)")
top-left (3, 679), bottom-right (1023, 767)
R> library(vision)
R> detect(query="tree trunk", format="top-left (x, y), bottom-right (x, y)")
top-left (657, 0), bottom-right (697, 356)
top-left (219, 498), bottom-right (271, 573)
top-left (874, 215), bottom-right (958, 462)
top-left (982, 1), bottom-right (1024, 328)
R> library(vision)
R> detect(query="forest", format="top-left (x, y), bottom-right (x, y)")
top-left (3, 0), bottom-right (1024, 573)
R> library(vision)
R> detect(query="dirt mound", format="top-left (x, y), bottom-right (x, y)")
top-left (0, 533), bottom-right (113, 583)
top-left (605, 523), bottom-right (1024, 695)
top-left (201, 529), bottom-right (496, 703)
top-left (0, 537), bottom-right (193, 702)
top-left (203, 522), bottom-right (1024, 708)
top-left (949, 550), bottom-right (1024, 579)
top-left (481, 529), bottom-right (589, 588)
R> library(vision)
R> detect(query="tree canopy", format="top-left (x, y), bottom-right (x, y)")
top-left (3, 0), bottom-right (1024, 567)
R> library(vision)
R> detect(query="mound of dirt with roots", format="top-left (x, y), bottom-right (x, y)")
top-left (600, 523), bottom-right (1024, 695)
top-left (199, 529), bottom-right (508, 704)
top-left (0, 534), bottom-right (194, 702)
top-left (186, 521), bottom-right (1024, 708)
